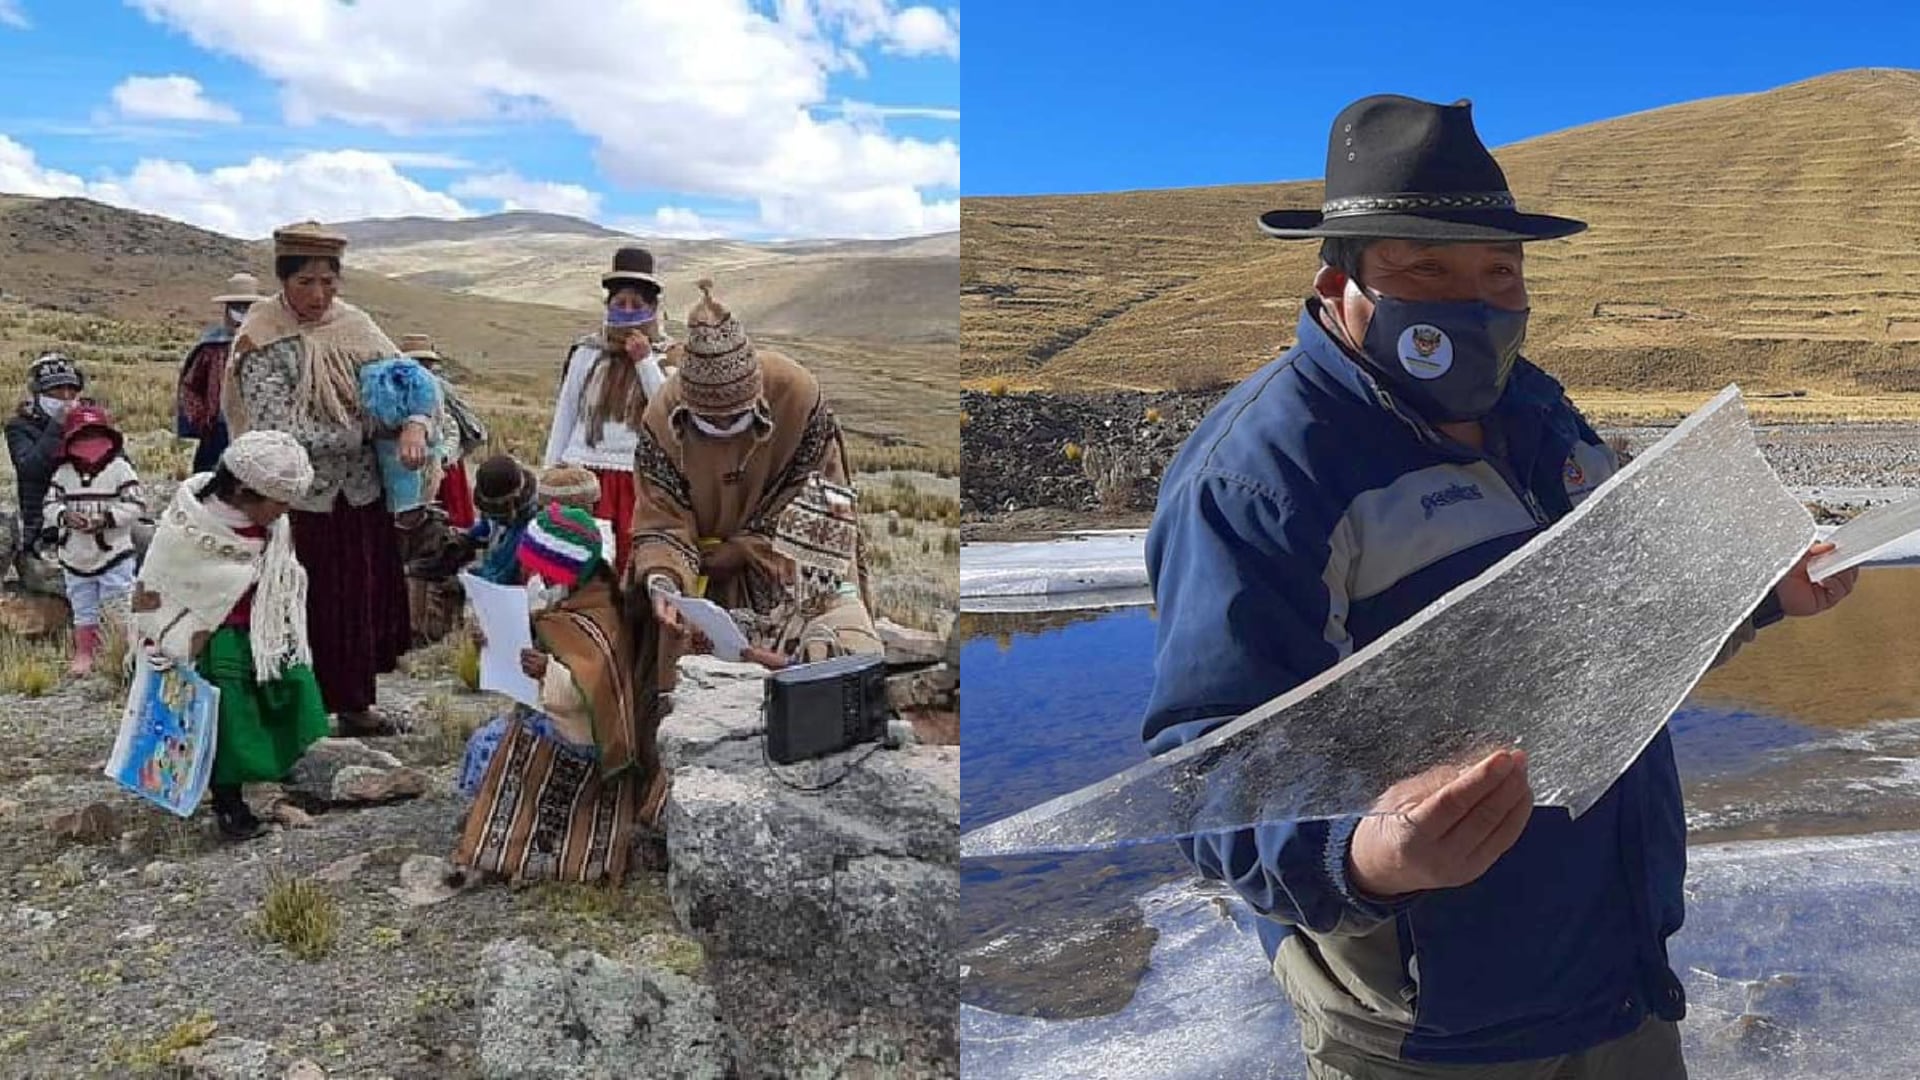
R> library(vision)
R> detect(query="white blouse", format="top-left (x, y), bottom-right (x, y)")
top-left (543, 340), bottom-right (656, 472)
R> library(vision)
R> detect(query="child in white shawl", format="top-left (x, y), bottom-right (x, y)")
top-left (129, 431), bottom-right (328, 841)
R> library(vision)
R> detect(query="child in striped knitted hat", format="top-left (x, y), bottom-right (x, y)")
top-left (518, 502), bottom-right (604, 602)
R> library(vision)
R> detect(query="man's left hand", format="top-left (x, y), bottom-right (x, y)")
top-left (1775, 541), bottom-right (1860, 618)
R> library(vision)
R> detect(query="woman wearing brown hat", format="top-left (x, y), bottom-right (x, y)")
top-left (542, 246), bottom-right (676, 575)
top-left (624, 279), bottom-right (867, 819)
top-left (221, 221), bottom-right (435, 737)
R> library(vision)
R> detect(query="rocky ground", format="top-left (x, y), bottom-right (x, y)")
top-left (962, 388), bottom-right (1920, 533)
top-left (0, 623), bottom-right (958, 1078)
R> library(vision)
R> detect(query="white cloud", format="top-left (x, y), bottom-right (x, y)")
top-left (0, 136), bottom-right (86, 197)
top-left (0, 138), bottom-right (470, 237)
top-left (128, 0), bottom-right (960, 237)
top-left (450, 171), bottom-right (601, 219)
top-left (757, 189), bottom-right (956, 240)
top-left (885, 6), bottom-right (958, 56)
top-left (824, 100), bottom-right (959, 122)
top-left (109, 75), bottom-right (241, 123)
top-left (0, 1), bottom-right (28, 30)
top-left (374, 151), bottom-right (474, 170)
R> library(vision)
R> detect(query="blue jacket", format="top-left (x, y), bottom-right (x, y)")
top-left (1142, 305), bottom-right (1707, 1064)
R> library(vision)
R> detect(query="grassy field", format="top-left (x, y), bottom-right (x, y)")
top-left (0, 301), bottom-right (957, 642)
top-left (962, 69), bottom-right (1920, 416)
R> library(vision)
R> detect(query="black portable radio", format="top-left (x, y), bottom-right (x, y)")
top-left (763, 653), bottom-right (890, 765)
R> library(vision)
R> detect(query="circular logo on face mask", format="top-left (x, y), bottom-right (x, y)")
top-left (1397, 324), bottom-right (1453, 380)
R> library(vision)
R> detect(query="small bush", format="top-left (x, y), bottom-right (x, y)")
top-left (253, 873), bottom-right (339, 961)
top-left (1172, 363), bottom-right (1237, 393)
top-left (1062, 442), bottom-right (1083, 462)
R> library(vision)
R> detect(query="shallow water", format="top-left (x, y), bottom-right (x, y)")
top-left (960, 568), bottom-right (1920, 1026)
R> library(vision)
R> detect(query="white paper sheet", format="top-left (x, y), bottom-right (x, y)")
top-left (668, 592), bottom-right (751, 661)
top-left (1807, 495), bottom-right (1920, 582)
top-left (459, 572), bottom-right (542, 708)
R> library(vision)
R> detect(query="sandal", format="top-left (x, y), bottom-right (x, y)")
top-left (336, 710), bottom-right (412, 737)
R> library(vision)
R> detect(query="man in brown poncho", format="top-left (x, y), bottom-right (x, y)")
top-left (623, 279), bottom-right (867, 816)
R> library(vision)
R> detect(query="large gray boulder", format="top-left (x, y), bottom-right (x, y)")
top-left (660, 657), bottom-right (959, 1078)
top-left (476, 938), bottom-right (733, 1079)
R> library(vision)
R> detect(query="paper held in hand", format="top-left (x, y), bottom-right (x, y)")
top-left (667, 592), bottom-right (751, 661)
top-left (1808, 495), bottom-right (1920, 582)
top-left (458, 572), bottom-right (542, 709)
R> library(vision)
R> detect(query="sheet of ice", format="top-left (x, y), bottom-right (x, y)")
top-left (1807, 495), bottom-right (1920, 582)
top-left (961, 533), bottom-right (1149, 602)
top-left (960, 880), bottom-right (1302, 1080)
top-left (961, 387), bottom-right (1815, 858)
top-left (961, 831), bottom-right (1920, 1080)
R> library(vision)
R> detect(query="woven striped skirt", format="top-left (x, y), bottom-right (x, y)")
top-left (453, 716), bottom-right (637, 885)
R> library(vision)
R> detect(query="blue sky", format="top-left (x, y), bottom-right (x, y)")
top-left (0, 0), bottom-right (959, 239)
top-left (964, 0), bottom-right (1919, 196)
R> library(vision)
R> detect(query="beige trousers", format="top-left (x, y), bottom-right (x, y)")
top-left (1300, 1013), bottom-right (1687, 1080)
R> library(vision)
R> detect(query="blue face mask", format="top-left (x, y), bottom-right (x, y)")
top-left (1352, 285), bottom-right (1529, 423)
top-left (606, 304), bottom-right (656, 328)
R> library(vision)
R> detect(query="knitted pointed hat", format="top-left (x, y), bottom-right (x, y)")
top-left (537, 465), bottom-right (601, 511)
top-left (679, 278), bottom-right (762, 415)
top-left (518, 503), bottom-right (604, 590)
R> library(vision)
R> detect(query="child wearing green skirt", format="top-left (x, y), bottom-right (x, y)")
top-left (129, 431), bottom-right (328, 840)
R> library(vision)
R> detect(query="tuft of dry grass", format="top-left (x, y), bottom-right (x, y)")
top-left (105, 1009), bottom-right (218, 1072)
top-left (252, 873), bottom-right (340, 961)
top-left (0, 635), bottom-right (61, 697)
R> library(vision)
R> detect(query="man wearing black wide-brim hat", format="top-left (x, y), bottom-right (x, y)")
top-left (1140, 96), bottom-right (1857, 1076)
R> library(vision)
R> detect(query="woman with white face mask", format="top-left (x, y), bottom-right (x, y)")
top-left (541, 246), bottom-right (677, 576)
top-left (6, 353), bottom-right (89, 574)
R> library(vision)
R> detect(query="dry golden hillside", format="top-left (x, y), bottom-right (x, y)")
top-left (0, 197), bottom-right (956, 455)
top-left (963, 68), bottom-right (1920, 408)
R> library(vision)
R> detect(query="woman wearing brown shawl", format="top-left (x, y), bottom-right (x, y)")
top-left (625, 279), bottom-right (867, 767)
top-left (222, 222), bottom-right (432, 736)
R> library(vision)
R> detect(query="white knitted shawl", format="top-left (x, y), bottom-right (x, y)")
top-left (134, 475), bottom-right (311, 681)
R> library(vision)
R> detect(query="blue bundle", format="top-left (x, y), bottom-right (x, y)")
top-left (359, 356), bottom-right (443, 516)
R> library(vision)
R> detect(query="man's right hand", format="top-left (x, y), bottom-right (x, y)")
top-left (1347, 748), bottom-right (1533, 901)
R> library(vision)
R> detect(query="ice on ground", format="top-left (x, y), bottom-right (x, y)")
top-left (1674, 830), bottom-right (1920, 1079)
top-left (960, 586), bottom-right (1155, 614)
top-left (962, 388), bottom-right (1814, 857)
top-left (960, 880), bottom-right (1300, 1080)
top-left (962, 830), bottom-right (1920, 1080)
top-left (961, 532), bottom-right (1149, 606)
top-left (955, 500), bottom-right (1920, 615)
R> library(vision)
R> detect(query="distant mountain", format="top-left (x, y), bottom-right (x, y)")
top-left (331, 211), bottom-right (631, 246)
top-left (963, 68), bottom-right (1920, 395)
top-left (340, 215), bottom-right (958, 344)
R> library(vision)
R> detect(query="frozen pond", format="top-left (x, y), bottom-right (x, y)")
top-left (961, 567), bottom-right (1920, 1077)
